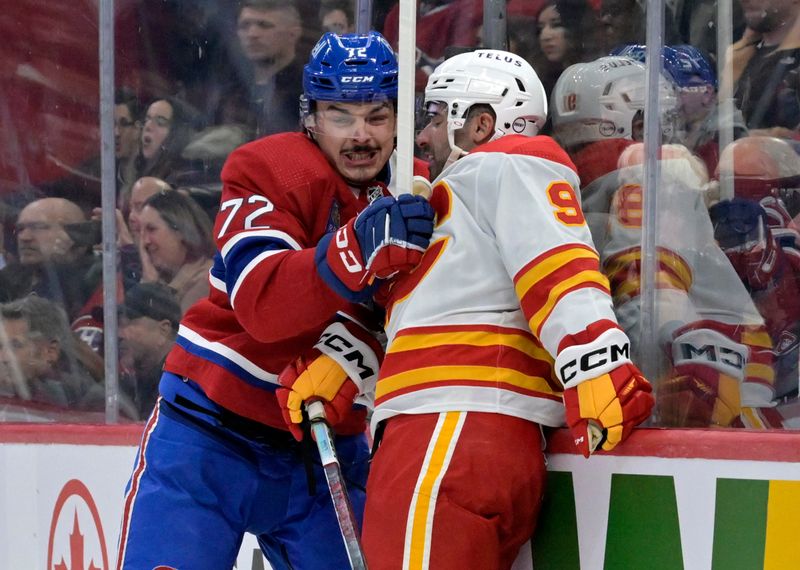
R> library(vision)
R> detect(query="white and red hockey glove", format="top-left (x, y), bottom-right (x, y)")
top-left (276, 320), bottom-right (383, 441)
top-left (557, 328), bottom-right (654, 458)
top-left (315, 194), bottom-right (435, 302)
top-left (657, 326), bottom-right (748, 427)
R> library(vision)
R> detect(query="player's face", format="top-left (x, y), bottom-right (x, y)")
top-left (312, 100), bottom-right (397, 184)
top-left (416, 101), bottom-right (452, 179)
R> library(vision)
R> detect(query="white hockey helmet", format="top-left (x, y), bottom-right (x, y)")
top-left (551, 56), bottom-right (680, 149)
top-left (424, 49), bottom-right (547, 151)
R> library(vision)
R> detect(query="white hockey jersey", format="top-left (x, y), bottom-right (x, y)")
top-left (372, 135), bottom-right (625, 430)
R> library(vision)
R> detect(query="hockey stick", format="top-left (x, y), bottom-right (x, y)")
top-left (307, 400), bottom-right (368, 570)
top-left (587, 420), bottom-right (607, 455)
top-left (396, 0), bottom-right (417, 198)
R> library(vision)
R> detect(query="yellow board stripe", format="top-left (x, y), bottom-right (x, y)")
top-left (376, 365), bottom-right (556, 399)
top-left (528, 270), bottom-right (609, 334)
top-left (514, 247), bottom-right (599, 300)
top-left (764, 480), bottom-right (800, 569)
top-left (404, 411), bottom-right (464, 570)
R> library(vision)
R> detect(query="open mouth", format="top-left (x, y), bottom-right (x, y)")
top-left (342, 149), bottom-right (378, 166)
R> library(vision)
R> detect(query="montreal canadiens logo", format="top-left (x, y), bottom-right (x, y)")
top-left (512, 117), bottom-right (527, 133)
top-left (47, 479), bottom-right (109, 570)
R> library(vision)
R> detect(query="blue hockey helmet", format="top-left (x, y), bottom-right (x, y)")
top-left (303, 31), bottom-right (398, 106)
top-left (662, 45), bottom-right (716, 91)
top-left (609, 44), bottom-right (716, 91)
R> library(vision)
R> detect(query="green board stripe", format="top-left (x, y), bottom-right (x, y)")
top-left (532, 470), bottom-right (580, 570)
top-left (605, 474), bottom-right (683, 570)
top-left (712, 478), bottom-right (768, 570)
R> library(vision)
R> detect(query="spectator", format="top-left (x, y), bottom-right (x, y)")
top-left (727, 0), bottom-right (800, 135)
top-left (115, 88), bottom-right (144, 201)
top-left (115, 283), bottom-right (182, 419)
top-left (138, 190), bottom-right (215, 312)
top-left (0, 295), bottom-right (95, 415)
top-left (136, 97), bottom-right (199, 184)
top-left (210, 0), bottom-right (305, 139)
top-left (597, 0), bottom-right (680, 56)
top-left (320, 0), bottom-right (353, 33)
top-left (507, 0), bottom-right (546, 66)
top-left (0, 197), bottom-right (102, 323)
top-left (128, 176), bottom-right (173, 244)
top-left (534, 0), bottom-right (591, 102)
top-left (39, 88), bottom-right (144, 213)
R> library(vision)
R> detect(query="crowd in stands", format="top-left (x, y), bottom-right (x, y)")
top-left (3, 0), bottom-right (800, 428)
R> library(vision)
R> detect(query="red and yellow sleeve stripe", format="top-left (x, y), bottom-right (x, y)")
top-left (376, 325), bottom-right (562, 406)
top-left (514, 244), bottom-right (610, 337)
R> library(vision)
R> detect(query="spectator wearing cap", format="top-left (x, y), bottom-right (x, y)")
top-left (118, 282), bottom-right (182, 419)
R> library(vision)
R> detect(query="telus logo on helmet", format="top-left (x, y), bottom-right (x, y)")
top-left (476, 51), bottom-right (523, 67)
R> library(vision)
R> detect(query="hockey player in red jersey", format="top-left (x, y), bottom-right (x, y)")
top-left (115, 31), bottom-right (435, 570)
top-left (551, 55), bottom-right (775, 430)
top-left (358, 49), bottom-right (654, 570)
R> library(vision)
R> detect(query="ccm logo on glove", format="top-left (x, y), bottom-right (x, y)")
top-left (334, 225), bottom-right (363, 273)
top-left (320, 331), bottom-right (375, 381)
top-left (556, 328), bottom-right (632, 388)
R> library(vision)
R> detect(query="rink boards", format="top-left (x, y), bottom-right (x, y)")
top-left (1, 425), bottom-right (799, 569)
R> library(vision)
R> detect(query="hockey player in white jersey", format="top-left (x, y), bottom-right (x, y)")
top-left (551, 55), bottom-right (775, 429)
top-left (359, 49), bottom-right (654, 569)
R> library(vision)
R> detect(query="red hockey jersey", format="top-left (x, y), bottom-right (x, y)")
top-left (164, 132), bottom-right (426, 430)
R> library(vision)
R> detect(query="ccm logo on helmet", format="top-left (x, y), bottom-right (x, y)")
top-left (560, 342), bottom-right (630, 383)
top-left (341, 76), bottom-right (374, 83)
